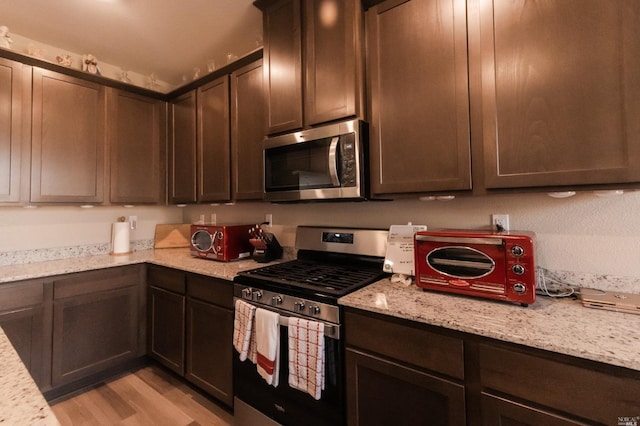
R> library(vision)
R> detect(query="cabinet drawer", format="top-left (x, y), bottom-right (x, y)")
top-left (345, 310), bottom-right (464, 380)
top-left (0, 280), bottom-right (44, 310)
top-left (479, 344), bottom-right (640, 424)
top-left (53, 265), bottom-right (141, 299)
top-left (187, 274), bottom-right (233, 309)
top-left (147, 265), bottom-right (186, 294)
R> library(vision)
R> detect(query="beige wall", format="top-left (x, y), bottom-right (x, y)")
top-left (184, 191), bottom-right (640, 280)
top-left (1, 191), bottom-right (639, 282)
top-left (0, 206), bottom-right (182, 251)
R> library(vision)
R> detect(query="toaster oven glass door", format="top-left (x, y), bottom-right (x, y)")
top-left (426, 246), bottom-right (496, 278)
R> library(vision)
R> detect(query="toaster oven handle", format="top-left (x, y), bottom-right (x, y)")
top-left (415, 235), bottom-right (502, 245)
top-left (328, 137), bottom-right (340, 186)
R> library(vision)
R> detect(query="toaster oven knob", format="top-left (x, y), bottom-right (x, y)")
top-left (294, 301), bottom-right (305, 312)
top-left (512, 264), bottom-right (525, 275)
top-left (271, 295), bottom-right (283, 306)
top-left (511, 245), bottom-right (524, 257)
top-left (513, 282), bottom-right (526, 294)
top-left (309, 305), bottom-right (321, 315)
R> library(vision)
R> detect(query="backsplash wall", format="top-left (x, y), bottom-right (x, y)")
top-left (0, 206), bottom-right (182, 264)
top-left (184, 191), bottom-right (640, 283)
top-left (1, 192), bottom-right (638, 290)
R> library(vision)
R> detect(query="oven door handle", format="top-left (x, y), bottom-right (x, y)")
top-left (234, 298), bottom-right (340, 340)
top-left (327, 137), bottom-right (340, 187)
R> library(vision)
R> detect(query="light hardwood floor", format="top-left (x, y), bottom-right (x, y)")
top-left (51, 365), bottom-right (233, 426)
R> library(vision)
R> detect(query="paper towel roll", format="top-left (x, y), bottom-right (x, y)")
top-left (111, 222), bottom-right (131, 255)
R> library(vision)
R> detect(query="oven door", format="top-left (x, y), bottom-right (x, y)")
top-left (233, 301), bottom-right (344, 426)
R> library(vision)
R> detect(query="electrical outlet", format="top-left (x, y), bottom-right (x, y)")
top-left (491, 214), bottom-right (509, 232)
top-left (265, 213), bottom-right (273, 226)
top-left (198, 214), bottom-right (205, 224)
top-left (210, 213), bottom-right (217, 225)
top-left (128, 216), bottom-right (137, 230)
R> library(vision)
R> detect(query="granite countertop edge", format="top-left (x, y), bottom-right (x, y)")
top-left (338, 279), bottom-right (640, 373)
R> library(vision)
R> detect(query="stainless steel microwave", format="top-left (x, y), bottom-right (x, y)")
top-left (263, 119), bottom-right (368, 202)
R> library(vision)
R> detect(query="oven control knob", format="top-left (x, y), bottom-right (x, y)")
top-left (309, 305), bottom-right (320, 315)
top-left (512, 264), bottom-right (525, 275)
top-left (511, 245), bottom-right (524, 257)
top-left (241, 288), bottom-right (252, 299)
top-left (271, 295), bottom-right (283, 306)
top-left (513, 282), bottom-right (526, 294)
top-left (252, 290), bottom-right (263, 301)
top-left (293, 301), bottom-right (305, 312)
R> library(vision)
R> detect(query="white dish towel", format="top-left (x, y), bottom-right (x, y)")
top-left (288, 317), bottom-right (325, 400)
top-left (255, 308), bottom-right (280, 387)
top-left (232, 299), bottom-right (255, 362)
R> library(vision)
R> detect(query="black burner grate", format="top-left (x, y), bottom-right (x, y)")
top-left (237, 259), bottom-right (386, 297)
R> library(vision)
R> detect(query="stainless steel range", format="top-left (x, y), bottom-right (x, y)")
top-left (233, 226), bottom-right (389, 426)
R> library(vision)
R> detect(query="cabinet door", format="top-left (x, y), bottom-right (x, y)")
top-left (231, 59), bottom-right (265, 200)
top-left (304, 0), bottom-right (363, 126)
top-left (52, 285), bottom-right (139, 387)
top-left (108, 89), bottom-right (166, 204)
top-left (185, 298), bottom-right (233, 406)
top-left (481, 394), bottom-right (587, 426)
top-left (148, 286), bottom-right (185, 375)
top-left (367, 0), bottom-right (471, 196)
top-left (31, 68), bottom-right (106, 203)
top-left (169, 90), bottom-right (197, 204)
top-left (0, 58), bottom-right (29, 204)
top-left (197, 76), bottom-right (231, 203)
top-left (476, 0), bottom-right (640, 188)
top-left (0, 280), bottom-right (49, 389)
top-left (262, 0), bottom-right (303, 134)
top-left (346, 348), bottom-right (466, 426)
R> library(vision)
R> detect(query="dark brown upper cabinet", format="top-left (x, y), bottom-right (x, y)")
top-left (472, 0), bottom-right (640, 189)
top-left (366, 0), bottom-right (471, 196)
top-left (231, 60), bottom-right (266, 200)
top-left (31, 68), bottom-right (106, 203)
top-left (107, 89), bottom-right (167, 205)
top-left (0, 58), bottom-right (30, 204)
top-left (197, 76), bottom-right (231, 203)
top-left (258, 0), bottom-right (365, 134)
top-left (169, 90), bottom-right (198, 204)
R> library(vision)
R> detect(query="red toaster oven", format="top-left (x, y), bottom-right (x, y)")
top-left (414, 229), bottom-right (536, 306)
top-left (190, 224), bottom-right (254, 261)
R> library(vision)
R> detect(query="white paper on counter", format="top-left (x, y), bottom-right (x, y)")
top-left (111, 222), bottom-right (131, 254)
top-left (383, 224), bottom-right (427, 276)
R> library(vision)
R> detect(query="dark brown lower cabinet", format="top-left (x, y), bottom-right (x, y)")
top-left (346, 308), bottom-right (640, 426)
top-left (51, 266), bottom-right (145, 388)
top-left (0, 279), bottom-right (50, 389)
top-left (345, 309), bottom-right (466, 426)
top-left (346, 348), bottom-right (466, 426)
top-left (481, 394), bottom-right (585, 426)
top-left (185, 297), bottom-right (233, 406)
top-left (148, 286), bottom-right (185, 375)
top-left (146, 265), bottom-right (233, 407)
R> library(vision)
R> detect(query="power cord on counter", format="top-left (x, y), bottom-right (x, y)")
top-left (535, 267), bottom-right (577, 298)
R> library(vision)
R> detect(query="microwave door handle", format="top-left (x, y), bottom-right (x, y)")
top-left (328, 137), bottom-right (340, 186)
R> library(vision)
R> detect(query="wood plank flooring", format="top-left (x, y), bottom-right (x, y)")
top-left (51, 365), bottom-right (233, 426)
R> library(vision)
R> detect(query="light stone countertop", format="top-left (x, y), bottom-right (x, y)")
top-left (338, 279), bottom-right (640, 373)
top-left (0, 248), bottom-right (282, 284)
top-left (0, 328), bottom-right (60, 426)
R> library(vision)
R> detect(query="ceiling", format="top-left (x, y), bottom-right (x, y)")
top-left (0, 0), bottom-right (263, 90)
